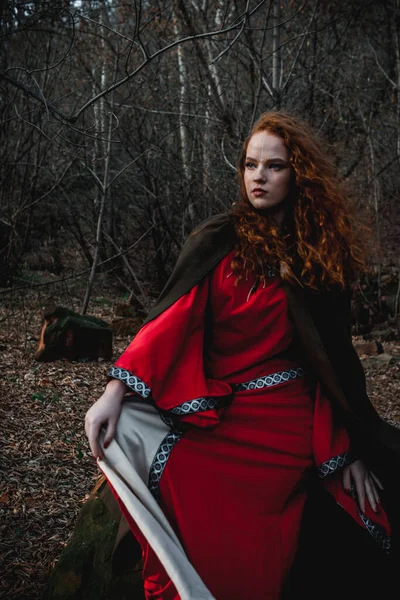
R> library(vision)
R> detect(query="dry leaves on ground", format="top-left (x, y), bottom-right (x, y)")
top-left (0, 297), bottom-right (132, 600)
top-left (0, 301), bottom-right (399, 599)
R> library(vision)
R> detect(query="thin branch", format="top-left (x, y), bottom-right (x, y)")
top-left (30, 74), bottom-right (50, 120)
top-left (1, 0), bottom-right (268, 124)
top-left (104, 230), bottom-right (151, 311)
top-left (372, 154), bottom-right (400, 180)
top-left (281, 0), bottom-right (319, 93)
top-left (78, 12), bottom-right (133, 43)
top-left (3, 9), bottom-right (76, 77)
top-left (107, 151), bottom-right (146, 189)
top-left (395, 260), bottom-right (400, 318)
top-left (367, 37), bottom-right (398, 90)
top-left (249, 5), bottom-right (271, 128)
top-left (78, 159), bottom-right (103, 191)
top-left (13, 152), bottom-right (81, 217)
top-left (120, 103), bottom-right (223, 122)
top-left (134, 0), bottom-right (150, 61)
top-left (108, 123), bottom-right (188, 188)
top-left (221, 134), bottom-right (237, 172)
top-left (13, 104), bottom-right (52, 141)
top-left (209, 0), bottom-right (250, 65)
top-left (0, 225), bottom-right (155, 296)
top-left (3, 74), bottom-right (70, 122)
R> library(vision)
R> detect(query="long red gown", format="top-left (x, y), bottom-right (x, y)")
top-left (108, 251), bottom-right (391, 600)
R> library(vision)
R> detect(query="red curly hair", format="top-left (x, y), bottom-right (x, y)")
top-left (231, 111), bottom-right (366, 289)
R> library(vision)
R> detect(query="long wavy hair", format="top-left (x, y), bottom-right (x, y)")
top-left (231, 111), bottom-right (367, 289)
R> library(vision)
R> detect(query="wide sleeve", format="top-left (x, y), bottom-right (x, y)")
top-left (108, 274), bottom-right (233, 429)
top-left (313, 383), bottom-right (392, 553)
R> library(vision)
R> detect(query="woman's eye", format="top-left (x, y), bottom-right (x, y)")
top-left (269, 163), bottom-right (282, 170)
top-left (245, 162), bottom-right (256, 169)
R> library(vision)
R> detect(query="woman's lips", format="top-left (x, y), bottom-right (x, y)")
top-left (252, 188), bottom-right (267, 196)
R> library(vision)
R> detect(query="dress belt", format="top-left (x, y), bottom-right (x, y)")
top-left (231, 366), bottom-right (305, 392)
top-left (148, 365), bottom-right (306, 502)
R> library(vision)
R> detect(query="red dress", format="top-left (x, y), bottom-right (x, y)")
top-left (110, 251), bottom-right (391, 600)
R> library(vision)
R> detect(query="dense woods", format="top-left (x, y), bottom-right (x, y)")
top-left (1, 0), bottom-right (400, 316)
top-left (2, 3), bottom-right (400, 599)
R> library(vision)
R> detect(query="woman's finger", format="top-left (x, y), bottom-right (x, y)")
top-left (364, 475), bottom-right (378, 512)
top-left (369, 474), bottom-right (380, 507)
top-left (342, 467), bottom-right (351, 492)
top-left (352, 471), bottom-right (366, 513)
top-left (104, 418), bottom-right (117, 448)
top-left (370, 471), bottom-right (384, 490)
top-left (88, 421), bottom-right (103, 459)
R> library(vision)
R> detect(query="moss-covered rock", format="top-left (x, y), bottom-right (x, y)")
top-left (35, 306), bottom-right (112, 362)
top-left (42, 484), bottom-right (144, 600)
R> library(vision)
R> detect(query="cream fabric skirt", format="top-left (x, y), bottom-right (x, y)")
top-left (97, 399), bottom-right (215, 600)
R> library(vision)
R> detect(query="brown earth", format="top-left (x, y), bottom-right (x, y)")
top-left (0, 297), bottom-right (399, 599)
top-left (0, 294), bottom-right (133, 599)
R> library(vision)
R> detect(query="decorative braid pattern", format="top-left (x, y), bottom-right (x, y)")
top-left (350, 484), bottom-right (391, 554)
top-left (148, 395), bottom-right (234, 501)
top-left (147, 368), bottom-right (306, 501)
top-left (170, 396), bottom-right (229, 415)
top-left (232, 367), bottom-right (305, 392)
top-left (317, 451), bottom-right (353, 478)
top-left (360, 513), bottom-right (391, 554)
top-left (148, 429), bottom-right (183, 503)
top-left (108, 367), bottom-right (151, 398)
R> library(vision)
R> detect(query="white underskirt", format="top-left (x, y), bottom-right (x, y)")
top-left (97, 399), bottom-right (215, 600)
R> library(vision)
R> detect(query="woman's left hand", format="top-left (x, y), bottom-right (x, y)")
top-left (342, 459), bottom-right (383, 513)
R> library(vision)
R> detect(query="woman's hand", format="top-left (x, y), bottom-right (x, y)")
top-left (85, 379), bottom-right (127, 459)
top-left (342, 459), bottom-right (384, 513)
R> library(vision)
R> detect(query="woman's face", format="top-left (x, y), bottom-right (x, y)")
top-left (244, 131), bottom-right (292, 220)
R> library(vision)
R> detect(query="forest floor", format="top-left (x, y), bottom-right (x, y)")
top-left (0, 288), bottom-right (133, 600)
top-left (1, 290), bottom-right (400, 599)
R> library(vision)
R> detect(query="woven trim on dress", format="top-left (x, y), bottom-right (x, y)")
top-left (317, 451), bottom-right (353, 478)
top-left (148, 397), bottom-right (232, 501)
top-left (232, 366), bottom-right (305, 392)
top-left (148, 428), bottom-right (183, 503)
top-left (351, 484), bottom-right (391, 554)
top-left (108, 367), bottom-right (151, 398)
top-left (158, 396), bottom-right (232, 429)
top-left (109, 367), bottom-right (231, 425)
top-left (159, 413), bottom-right (175, 428)
top-left (170, 396), bottom-right (231, 415)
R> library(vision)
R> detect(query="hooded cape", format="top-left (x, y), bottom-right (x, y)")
top-left (102, 212), bottom-right (400, 576)
top-left (144, 213), bottom-right (400, 459)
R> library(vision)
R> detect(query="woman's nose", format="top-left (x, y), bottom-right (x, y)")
top-left (254, 167), bottom-right (267, 182)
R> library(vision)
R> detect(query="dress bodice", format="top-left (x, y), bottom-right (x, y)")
top-left (205, 251), bottom-right (297, 383)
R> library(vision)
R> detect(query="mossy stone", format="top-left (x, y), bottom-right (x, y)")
top-left (42, 488), bottom-right (144, 600)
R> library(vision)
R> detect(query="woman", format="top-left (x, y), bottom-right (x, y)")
top-left (85, 112), bottom-right (398, 600)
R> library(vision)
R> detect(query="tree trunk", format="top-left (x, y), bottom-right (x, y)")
top-left (81, 110), bottom-right (113, 315)
top-left (272, 0), bottom-right (282, 107)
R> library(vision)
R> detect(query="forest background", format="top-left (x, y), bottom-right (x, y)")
top-left (1, 1), bottom-right (400, 598)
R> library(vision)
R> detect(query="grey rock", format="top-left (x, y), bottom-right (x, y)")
top-left (42, 485), bottom-right (144, 600)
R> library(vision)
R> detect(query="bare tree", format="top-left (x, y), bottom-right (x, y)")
top-left (0, 0), bottom-right (399, 317)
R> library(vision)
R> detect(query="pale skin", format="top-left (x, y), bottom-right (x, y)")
top-left (85, 378), bottom-right (126, 460)
top-left (85, 129), bottom-right (384, 515)
top-left (243, 130), bottom-right (292, 223)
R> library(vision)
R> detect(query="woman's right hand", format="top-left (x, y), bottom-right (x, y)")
top-left (85, 378), bottom-right (127, 459)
